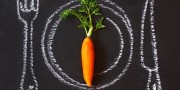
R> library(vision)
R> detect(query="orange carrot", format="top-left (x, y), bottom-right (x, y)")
top-left (60, 0), bottom-right (105, 87)
top-left (81, 37), bottom-right (95, 87)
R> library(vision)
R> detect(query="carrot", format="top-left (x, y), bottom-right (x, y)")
top-left (81, 37), bottom-right (94, 87)
top-left (60, 0), bottom-right (105, 87)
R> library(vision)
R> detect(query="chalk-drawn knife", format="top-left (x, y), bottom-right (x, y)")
top-left (140, 0), bottom-right (162, 90)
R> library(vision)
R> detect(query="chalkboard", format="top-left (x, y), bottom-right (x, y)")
top-left (0, 0), bottom-right (180, 90)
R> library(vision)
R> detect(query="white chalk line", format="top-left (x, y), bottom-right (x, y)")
top-left (17, 0), bottom-right (28, 87)
top-left (41, 0), bottom-right (133, 89)
top-left (150, 0), bottom-right (162, 89)
top-left (47, 17), bottom-right (123, 88)
top-left (46, 4), bottom-right (125, 76)
top-left (41, 1), bottom-right (89, 89)
top-left (140, 0), bottom-right (162, 90)
top-left (47, 4), bottom-right (125, 76)
top-left (48, 14), bottom-right (124, 75)
top-left (45, 0), bottom-right (131, 89)
top-left (97, 3), bottom-right (133, 89)
top-left (17, 0), bottom-right (39, 89)
top-left (29, 21), bottom-right (38, 90)
top-left (96, 17), bottom-right (124, 75)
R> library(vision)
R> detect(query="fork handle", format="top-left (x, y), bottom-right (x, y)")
top-left (20, 21), bottom-right (38, 90)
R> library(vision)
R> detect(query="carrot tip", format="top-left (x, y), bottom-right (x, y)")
top-left (86, 81), bottom-right (92, 87)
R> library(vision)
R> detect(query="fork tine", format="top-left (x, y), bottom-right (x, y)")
top-left (24, 0), bottom-right (28, 10)
top-left (35, 0), bottom-right (39, 11)
top-left (19, 1), bottom-right (25, 12)
top-left (31, 0), bottom-right (39, 11)
top-left (30, 0), bottom-right (35, 10)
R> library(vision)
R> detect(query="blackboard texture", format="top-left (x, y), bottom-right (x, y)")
top-left (0, 0), bottom-right (180, 90)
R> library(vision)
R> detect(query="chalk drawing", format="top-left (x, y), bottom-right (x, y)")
top-left (96, 17), bottom-right (124, 75)
top-left (15, 0), bottom-right (162, 89)
top-left (140, 0), bottom-right (162, 90)
top-left (41, 0), bottom-right (133, 89)
top-left (17, 0), bottom-right (39, 90)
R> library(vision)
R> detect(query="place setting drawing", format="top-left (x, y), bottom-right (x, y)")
top-left (16, 0), bottom-right (162, 90)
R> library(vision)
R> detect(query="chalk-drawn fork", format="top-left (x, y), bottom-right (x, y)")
top-left (17, 0), bottom-right (39, 90)
top-left (140, 0), bottom-right (162, 90)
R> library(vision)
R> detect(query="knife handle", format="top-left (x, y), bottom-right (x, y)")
top-left (146, 71), bottom-right (162, 90)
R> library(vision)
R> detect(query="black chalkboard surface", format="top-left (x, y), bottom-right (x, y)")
top-left (0, 0), bottom-right (180, 90)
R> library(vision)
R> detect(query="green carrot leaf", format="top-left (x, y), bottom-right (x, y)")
top-left (91, 8), bottom-right (100, 15)
top-left (95, 17), bottom-right (106, 30)
top-left (60, 0), bottom-right (106, 37)
top-left (60, 9), bottom-right (72, 19)
top-left (78, 7), bottom-right (88, 14)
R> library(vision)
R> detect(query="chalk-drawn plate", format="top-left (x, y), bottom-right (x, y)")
top-left (41, 0), bottom-right (133, 89)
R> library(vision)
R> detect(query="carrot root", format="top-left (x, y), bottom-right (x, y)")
top-left (81, 37), bottom-right (95, 87)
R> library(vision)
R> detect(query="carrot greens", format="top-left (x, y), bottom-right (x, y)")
top-left (60, 0), bottom-right (105, 37)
